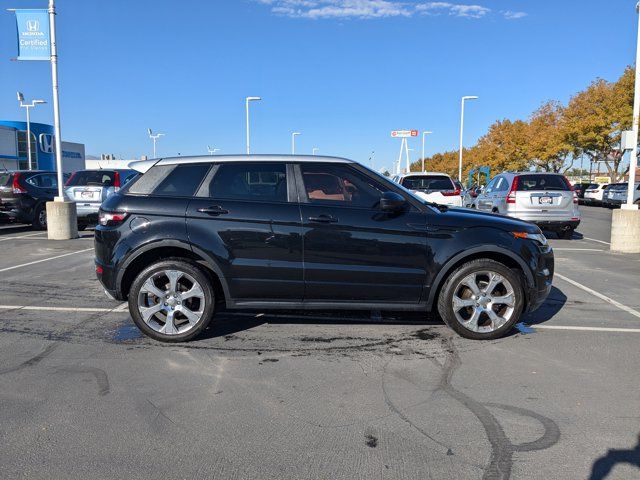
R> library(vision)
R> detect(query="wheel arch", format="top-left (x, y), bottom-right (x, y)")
top-left (426, 246), bottom-right (534, 310)
top-left (117, 240), bottom-right (230, 303)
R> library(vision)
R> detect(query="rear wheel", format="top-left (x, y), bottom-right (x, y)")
top-left (31, 204), bottom-right (47, 230)
top-left (437, 259), bottom-right (524, 340)
top-left (128, 259), bottom-right (215, 342)
top-left (559, 228), bottom-right (574, 240)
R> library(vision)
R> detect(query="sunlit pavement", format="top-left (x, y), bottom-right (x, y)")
top-left (0, 205), bottom-right (638, 479)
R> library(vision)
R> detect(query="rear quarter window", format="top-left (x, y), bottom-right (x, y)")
top-left (0, 173), bottom-right (12, 187)
top-left (146, 164), bottom-right (210, 197)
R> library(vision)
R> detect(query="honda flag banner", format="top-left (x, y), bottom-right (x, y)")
top-left (14, 9), bottom-right (50, 60)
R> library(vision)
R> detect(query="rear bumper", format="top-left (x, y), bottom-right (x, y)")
top-left (531, 219), bottom-right (580, 231)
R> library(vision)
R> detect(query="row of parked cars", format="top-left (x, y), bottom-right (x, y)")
top-left (573, 182), bottom-right (640, 208)
top-left (393, 171), bottom-right (581, 239)
top-left (0, 168), bottom-right (136, 229)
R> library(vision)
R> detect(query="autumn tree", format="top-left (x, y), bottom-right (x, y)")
top-left (472, 119), bottom-right (531, 173)
top-left (527, 101), bottom-right (573, 173)
top-left (563, 66), bottom-right (633, 181)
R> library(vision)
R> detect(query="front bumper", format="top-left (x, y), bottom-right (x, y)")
top-left (525, 245), bottom-right (554, 313)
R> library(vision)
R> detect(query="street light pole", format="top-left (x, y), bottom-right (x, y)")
top-left (458, 96), bottom-right (478, 182)
top-left (245, 96), bottom-right (261, 154)
top-left (148, 129), bottom-right (165, 158)
top-left (207, 146), bottom-right (220, 155)
top-left (624, 3), bottom-right (640, 210)
top-left (421, 131), bottom-right (432, 172)
top-left (17, 93), bottom-right (47, 171)
top-left (312, 147), bottom-right (319, 155)
top-left (291, 132), bottom-right (301, 155)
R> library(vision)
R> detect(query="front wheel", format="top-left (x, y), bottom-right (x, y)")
top-left (437, 259), bottom-right (524, 340)
top-left (128, 259), bottom-right (215, 342)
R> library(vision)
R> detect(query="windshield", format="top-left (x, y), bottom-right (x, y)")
top-left (516, 174), bottom-right (570, 191)
top-left (402, 175), bottom-right (454, 191)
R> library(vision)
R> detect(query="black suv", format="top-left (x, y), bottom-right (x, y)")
top-left (95, 156), bottom-right (554, 342)
top-left (0, 170), bottom-right (60, 229)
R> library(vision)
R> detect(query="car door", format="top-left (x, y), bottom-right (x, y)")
top-left (476, 177), bottom-right (497, 211)
top-left (186, 162), bottom-right (304, 302)
top-left (296, 162), bottom-right (427, 304)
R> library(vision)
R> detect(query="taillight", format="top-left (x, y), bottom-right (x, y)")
top-left (65, 172), bottom-right (77, 187)
top-left (12, 173), bottom-right (27, 194)
top-left (563, 176), bottom-right (578, 204)
top-left (506, 176), bottom-right (519, 204)
top-left (442, 188), bottom-right (461, 197)
top-left (113, 171), bottom-right (121, 191)
top-left (98, 211), bottom-right (128, 226)
top-left (573, 191), bottom-right (578, 204)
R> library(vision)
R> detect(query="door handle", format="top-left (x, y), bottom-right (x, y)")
top-left (197, 205), bottom-right (229, 216)
top-left (308, 215), bottom-right (338, 223)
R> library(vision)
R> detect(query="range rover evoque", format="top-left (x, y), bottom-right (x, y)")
top-left (94, 155), bottom-right (554, 342)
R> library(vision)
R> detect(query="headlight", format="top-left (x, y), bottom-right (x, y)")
top-left (512, 231), bottom-right (548, 246)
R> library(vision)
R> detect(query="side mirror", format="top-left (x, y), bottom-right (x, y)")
top-left (380, 191), bottom-right (406, 212)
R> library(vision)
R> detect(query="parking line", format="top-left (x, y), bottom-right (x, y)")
top-left (552, 248), bottom-right (604, 252)
top-left (555, 273), bottom-right (640, 319)
top-left (0, 304), bottom-right (127, 313)
top-left (0, 248), bottom-right (94, 273)
top-left (0, 232), bottom-right (47, 242)
top-left (582, 237), bottom-right (611, 245)
top-left (532, 325), bottom-right (640, 333)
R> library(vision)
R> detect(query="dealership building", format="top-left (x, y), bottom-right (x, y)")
top-left (0, 120), bottom-right (85, 173)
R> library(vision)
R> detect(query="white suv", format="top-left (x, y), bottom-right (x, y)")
top-left (583, 183), bottom-right (608, 205)
top-left (391, 172), bottom-right (462, 207)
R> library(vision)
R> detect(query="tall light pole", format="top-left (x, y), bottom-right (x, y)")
top-left (407, 148), bottom-right (414, 173)
top-left (291, 132), bottom-right (301, 155)
top-left (245, 96), bottom-right (261, 154)
top-left (459, 95), bottom-right (479, 182)
top-left (368, 150), bottom-right (375, 168)
top-left (148, 128), bottom-right (165, 158)
top-left (624, 3), bottom-right (640, 210)
top-left (207, 146), bottom-right (220, 155)
top-left (17, 92), bottom-right (46, 170)
top-left (421, 131), bottom-right (432, 172)
top-left (312, 147), bottom-right (319, 155)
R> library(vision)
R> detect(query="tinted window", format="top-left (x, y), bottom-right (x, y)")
top-left (208, 163), bottom-right (287, 202)
top-left (0, 173), bottom-right (12, 187)
top-left (607, 183), bottom-right (626, 191)
top-left (516, 174), bottom-right (570, 191)
top-left (127, 165), bottom-right (174, 195)
top-left (494, 177), bottom-right (509, 192)
top-left (67, 171), bottom-right (116, 187)
top-left (152, 164), bottom-right (210, 197)
top-left (301, 164), bottom-right (387, 208)
top-left (401, 175), bottom-right (454, 191)
top-left (586, 183), bottom-right (599, 189)
top-left (25, 173), bottom-right (57, 189)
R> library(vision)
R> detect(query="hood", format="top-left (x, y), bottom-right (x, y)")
top-left (434, 206), bottom-right (540, 233)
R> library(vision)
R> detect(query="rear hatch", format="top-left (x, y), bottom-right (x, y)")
top-left (65, 170), bottom-right (118, 204)
top-left (512, 174), bottom-right (575, 217)
top-left (605, 183), bottom-right (627, 201)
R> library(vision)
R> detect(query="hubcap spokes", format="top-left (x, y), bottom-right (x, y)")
top-left (452, 271), bottom-right (516, 333)
top-left (137, 269), bottom-right (206, 335)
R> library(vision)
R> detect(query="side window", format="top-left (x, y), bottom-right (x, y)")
top-left (127, 165), bottom-right (174, 195)
top-left (495, 177), bottom-right (509, 192)
top-left (152, 164), bottom-right (210, 197)
top-left (26, 173), bottom-right (57, 189)
top-left (207, 163), bottom-right (287, 202)
top-left (300, 164), bottom-right (387, 209)
top-left (485, 178), bottom-right (498, 193)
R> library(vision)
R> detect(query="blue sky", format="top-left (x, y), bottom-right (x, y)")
top-left (0, 0), bottom-right (636, 172)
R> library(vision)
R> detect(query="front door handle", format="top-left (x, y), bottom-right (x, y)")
top-left (308, 215), bottom-right (338, 223)
top-left (197, 205), bottom-right (229, 216)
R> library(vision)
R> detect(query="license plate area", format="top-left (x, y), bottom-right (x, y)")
top-left (538, 196), bottom-right (553, 205)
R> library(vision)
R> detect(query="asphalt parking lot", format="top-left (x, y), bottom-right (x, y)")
top-left (0, 205), bottom-right (639, 480)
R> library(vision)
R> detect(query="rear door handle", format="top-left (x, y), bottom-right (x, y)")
top-left (197, 205), bottom-right (229, 216)
top-left (308, 215), bottom-right (338, 223)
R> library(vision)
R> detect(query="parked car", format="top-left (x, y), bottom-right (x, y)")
top-left (462, 184), bottom-right (484, 208)
top-left (583, 183), bottom-right (608, 205)
top-left (0, 170), bottom-right (59, 229)
top-left (602, 182), bottom-right (640, 208)
top-left (95, 155), bottom-right (554, 343)
top-left (391, 172), bottom-right (462, 207)
top-left (64, 169), bottom-right (138, 229)
top-left (475, 172), bottom-right (580, 239)
top-left (572, 182), bottom-right (592, 203)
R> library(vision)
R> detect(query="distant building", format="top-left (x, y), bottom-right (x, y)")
top-left (0, 120), bottom-right (85, 173)
top-left (84, 154), bottom-right (148, 170)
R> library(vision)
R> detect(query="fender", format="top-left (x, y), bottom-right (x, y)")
top-left (425, 245), bottom-right (534, 309)
top-left (116, 238), bottom-right (232, 301)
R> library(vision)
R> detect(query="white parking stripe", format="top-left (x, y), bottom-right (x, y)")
top-left (582, 237), bottom-right (611, 245)
top-left (532, 325), bottom-right (640, 333)
top-left (0, 304), bottom-right (127, 313)
top-left (555, 273), bottom-right (640, 319)
top-left (0, 248), bottom-right (94, 273)
top-left (0, 232), bottom-right (47, 241)
top-left (552, 248), bottom-right (604, 252)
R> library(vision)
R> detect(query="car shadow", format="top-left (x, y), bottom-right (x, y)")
top-left (522, 286), bottom-right (567, 325)
top-left (542, 229), bottom-right (584, 240)
top-left (588, 434), bottom-right (640, 479)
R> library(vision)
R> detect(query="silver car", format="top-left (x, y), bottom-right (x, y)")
top-left (602, 182), bottom-right (640, 208)
top-left (64, 169), bottom-right (137, 229)
top-left (475, 172), bottom-right (580, 239)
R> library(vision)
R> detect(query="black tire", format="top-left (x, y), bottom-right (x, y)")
top-left (128, 258), bottom-right (215, 342)
top-left (31, 204), bottom-right (47, 230)
top-left (437, 259), bottom-right (525, 340)
top-left (77, 223), bottom-right (87, 231)
top-left (559, 228), bottom-right (574, 240)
